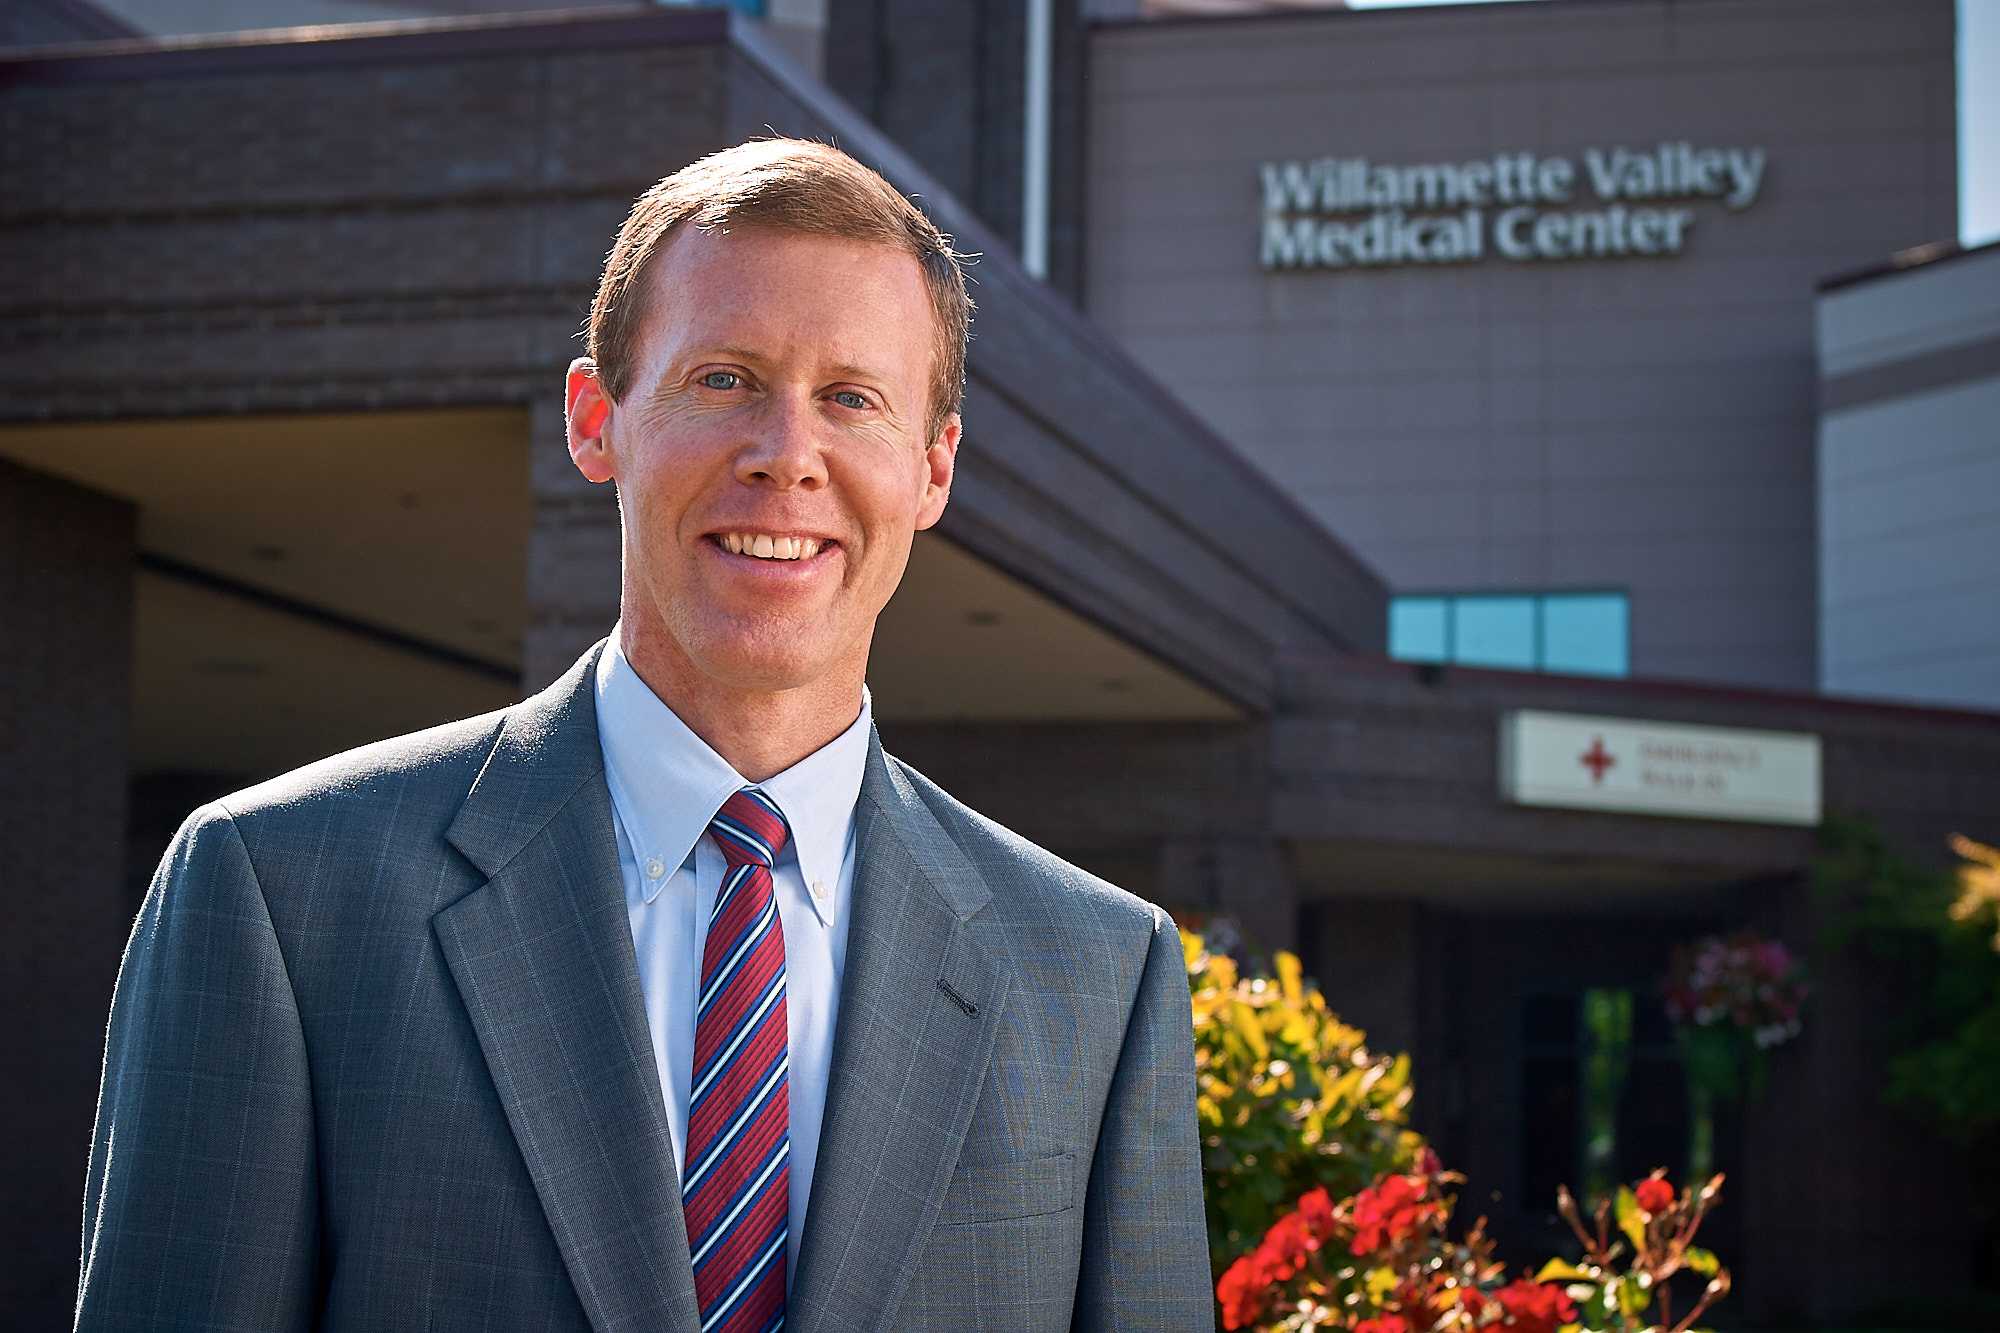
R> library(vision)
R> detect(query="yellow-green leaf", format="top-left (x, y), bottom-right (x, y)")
top-left (1277, 950), bottom-right (1304, 1001)
top-left (1615, 1184), bottom-right (1646, 1251)
top-left (1682, 1245), bottom-right (1720, 1275)
top-left (1536, 1258), bottom-right (1592, 1282)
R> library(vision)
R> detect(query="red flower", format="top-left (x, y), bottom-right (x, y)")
top-left (1350, 1174), bottom-right (1429, 1255)
top-left (1264, 1211), bottom-right (1316, 1279)
top-left (1489, 1278), bottom-right (1578, 1333)
top-left (1634, 1177), bottom-right (1676, 1217)
top-left (1356, 1317), bottom-right (1408, 1333)
top-left (1216, 1253), bottom-right (1269, 1330)
top-left (1298, 1185), bottom-right (1336, 1236)
top-left (1215, 1187), bottom-right (1342, 1329)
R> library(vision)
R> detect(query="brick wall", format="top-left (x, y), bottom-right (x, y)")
top-left (0, 459), bottom-right (133, 1328)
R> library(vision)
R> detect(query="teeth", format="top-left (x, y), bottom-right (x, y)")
top-left (720, 533), bottom-right (821, 561)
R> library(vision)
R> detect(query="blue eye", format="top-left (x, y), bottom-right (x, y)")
top-left (833, 391), bottom-right (868, 410)
top-left (701, 371), bottom-right (740, 390)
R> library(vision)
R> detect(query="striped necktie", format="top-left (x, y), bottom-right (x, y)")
top-left (686, 788), bottom-right (792, 1333)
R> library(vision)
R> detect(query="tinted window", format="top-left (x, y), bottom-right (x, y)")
top-left (1388, 590), bottom-right (1629, 678)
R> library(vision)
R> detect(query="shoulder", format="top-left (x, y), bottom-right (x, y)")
top-left (883, 753), bottom-right (1170, 950)
top-left (208, 706), bottom-right (512, 843)
top-left (204, 647), bottom-right (604, 857)
top-left (139, 705), bottom-right (518, 941)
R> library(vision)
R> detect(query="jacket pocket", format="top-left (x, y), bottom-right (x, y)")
top-left (935, 1151), bottom-right (1076, 1225)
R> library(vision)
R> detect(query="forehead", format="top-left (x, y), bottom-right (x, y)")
top-left (637, 225), bottom-right (934, 371)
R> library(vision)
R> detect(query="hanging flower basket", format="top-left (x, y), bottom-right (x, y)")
top-left (1662, 931), bottom-right (1811, 1178)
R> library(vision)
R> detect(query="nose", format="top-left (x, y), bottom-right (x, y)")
top-left (734, 393), bottom-right (827, 491)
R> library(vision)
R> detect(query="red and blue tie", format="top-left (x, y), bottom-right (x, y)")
top-left (686, 788), bottom-right (792, 1333)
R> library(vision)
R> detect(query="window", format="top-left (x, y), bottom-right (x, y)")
top-left (1518, 989), bottom-right (1687, 1211)
top-left (1388, 591), bottom-right (1629, 677)
top-left (1512, 984), bottom-right (1688, 1200)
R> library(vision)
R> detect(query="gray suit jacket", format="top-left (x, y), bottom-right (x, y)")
top-left (77, 646), bottom-right (1209, 1332)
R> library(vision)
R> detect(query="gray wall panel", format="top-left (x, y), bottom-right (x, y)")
top-left (1819, 369), bottom-right (2000, 711)
top-left (1086, 0), bottom-right (1956, 691)
top-left (1817, 244), bottom-right (2000, 712)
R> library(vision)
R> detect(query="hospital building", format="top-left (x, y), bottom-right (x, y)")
top-left (3, 0), bottom-right (1998, 1322)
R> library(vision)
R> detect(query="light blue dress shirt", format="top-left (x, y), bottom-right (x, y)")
top-left (593, 630), bottom-right (868, 1287)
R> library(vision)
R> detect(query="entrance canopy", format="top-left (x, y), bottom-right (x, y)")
top-left (0, 4), bottom-right (1385, 743)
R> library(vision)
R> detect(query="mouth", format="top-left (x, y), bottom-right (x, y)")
top-left (714, 532), bottom-right (828, 562)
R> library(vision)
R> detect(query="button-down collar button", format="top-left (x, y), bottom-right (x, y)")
top-left (810, 879), bottom-right (828, 901)
top-left (645, 858), bottom-right (665, 880)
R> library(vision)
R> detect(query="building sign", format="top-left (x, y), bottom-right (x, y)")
top-left (1498, 710), bottom-right (1820, 826)
top-left (1260, 142), bottom-right (1767, 270)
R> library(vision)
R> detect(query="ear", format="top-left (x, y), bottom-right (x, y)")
top-left (566, 357), bottom-right (616, 484)
top-left (914, 413), bottom-right (960, 531)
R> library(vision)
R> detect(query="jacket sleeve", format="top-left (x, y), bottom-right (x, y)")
top-left (76, 806), bottom-right (319, 1333)
top-left (1071, 906), bottom-right (1211, 1331)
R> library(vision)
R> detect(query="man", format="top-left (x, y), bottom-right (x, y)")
top-left (77, 139), bottom-right (1209, 1332)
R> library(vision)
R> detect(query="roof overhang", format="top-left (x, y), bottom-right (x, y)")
top-left (0, 6), bottom-right (1387, 714)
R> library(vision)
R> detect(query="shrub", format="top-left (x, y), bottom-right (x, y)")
top-left (1216, 1161), bottom-right (1730, 1333)
top-left (1819, 818), bottom-right (2000, 1140)
top-left (1186, 927), bottom-right (1425, 1277)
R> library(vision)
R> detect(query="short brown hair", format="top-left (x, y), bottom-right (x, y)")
top-left (586, 139), bottom-right (972, 442)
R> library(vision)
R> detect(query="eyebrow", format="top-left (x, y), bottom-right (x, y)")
top-left (654, 348), bottom-right (895, 395)
top-left (716, 346), bottom-right (889, 385)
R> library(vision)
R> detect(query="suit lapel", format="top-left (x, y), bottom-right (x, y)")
top-left (433, 648), bottom-right (701, 1333)
top-left (788, 738), bottom-right (1011, 1333)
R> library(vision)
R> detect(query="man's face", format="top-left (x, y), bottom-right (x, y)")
top-left (567, 226), bottom-right (957, 698)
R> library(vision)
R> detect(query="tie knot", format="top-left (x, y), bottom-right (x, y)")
top-left (709, 788), bottom-right (790, 870)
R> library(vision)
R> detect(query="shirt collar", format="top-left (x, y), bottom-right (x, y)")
top-left (594, 629), bottom-right (871, 917)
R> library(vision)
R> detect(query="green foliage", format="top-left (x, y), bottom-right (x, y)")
top-left (1534, 1172), bottom-right (1733, 1333)
top-left (1581, 989), bottom-right (1633, 1203)
top-left (1817, 814), bottom-right (2000, 1141)
top-left (1185, 929), bottom-right (1425, 1277)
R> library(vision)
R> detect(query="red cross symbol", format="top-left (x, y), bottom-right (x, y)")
top-left (1579, 737), bottom-right (1616, 785)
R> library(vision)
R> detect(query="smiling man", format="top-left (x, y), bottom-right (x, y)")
top-left (77, 140), bottom-right (1208, 1333)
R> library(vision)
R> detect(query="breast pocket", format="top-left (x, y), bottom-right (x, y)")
top-left (934, 1151), bottom-right (1076, 1226)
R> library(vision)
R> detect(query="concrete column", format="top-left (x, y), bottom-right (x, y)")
top-left (525, 391), bottom-right (622, 690)
top-left (1161, 835), bottom-right (1297, 961)
top-left (0, 459), bottom-right (135, 1328)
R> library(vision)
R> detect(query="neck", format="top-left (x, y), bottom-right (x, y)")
top-left (615, 621), bottom-right (866, 783)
